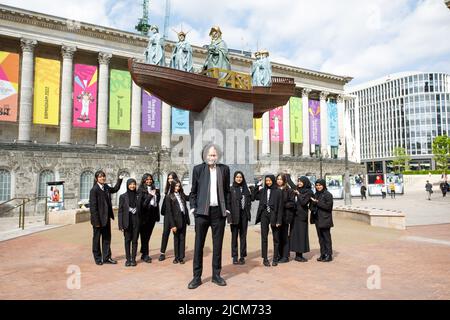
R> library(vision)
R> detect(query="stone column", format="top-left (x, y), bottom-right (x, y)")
top-left (320, 91), bottom-right (330, 157)
top-left (262, 111), bottom-right (270, 155)
top-left (302, 89), bottom-right (311, 157)
top-left (17, 39), bottom-right (37, 143)
top-left (337, 95), bottom-right (345, 158)
top-left (161, 102), bottom-right (171, 149)
top-left (130, 81), bottom-right (142, 148)
top-left (282, 101), bottom-right (291, 156)
top-left (59, 45), bottom-right (76, 144)
top-left (96, 52), bottom-right (112, 147)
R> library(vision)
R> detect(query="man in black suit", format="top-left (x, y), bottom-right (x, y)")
top-left (89, 170), bottom-right (124, 265)
top-left (188, 143), bottom-right (231, 289)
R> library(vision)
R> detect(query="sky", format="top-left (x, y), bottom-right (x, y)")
top-left (1, 0), bottom-right (450, 86)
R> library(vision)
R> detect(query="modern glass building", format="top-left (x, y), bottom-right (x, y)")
top-left (346, 72), bottom-right (450, 173)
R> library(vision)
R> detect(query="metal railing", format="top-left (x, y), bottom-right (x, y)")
top-left (0, 196), bottom-right (48, 230)
top-left (202, 68), bottom-right (252, 90)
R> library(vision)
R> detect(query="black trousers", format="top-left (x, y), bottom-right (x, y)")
top-left (92, 219), bottom-right (112, 263)
top-left (315, 225), bottom-right (332, 256)
top-left (124, 213), bottom-right (139, 261)
top-left (390, 191), bottom-right (396, 199)
top-left (139, 218), bottom-right (156, 257)
top-left (193, 207), bottom-right (226, 279)
top-left (230, 212), bottom-right (248, 258)
top-left (260, 212), bottom-right (280, 260)
top-left (160, 214), bottom-right (172, 254)
top-left (174, 224), bottom-right (187, 260)
top-left (279, 223), bottom-right (289, 259)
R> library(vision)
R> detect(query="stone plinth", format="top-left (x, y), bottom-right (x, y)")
top-left (334, 206), bottom-right (406, 230)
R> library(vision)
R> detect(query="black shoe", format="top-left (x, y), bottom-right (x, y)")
top-left (179, 259), bottom-right (185, 264)
top-left (232, 257), bottom-right (239, 265)
top-left (263, 259), bottom-right (270, 267)
top-left (141, 256), bottom-right (152, 263)
top-left (173, 258), bottom-right (179, 264)
top-left (239, 257), bottom-right (245, 265)
top-left (295, 255), bottom-right (308, 262)
top-left (212, 276), bottom-right (227, 286)
top-left (188, 278), bottom-right (202, 289)
top-left (104, 258), bottom-right (117, 264)
top-left (323, 255), bottom-right (333, 262)
top-left (272, 259), bottom-right (278, 266)
top-left (317, 255), bottom-right (325, 262)
top-left (95, 260), bottom-right (103, 265)
top-left (159, 253), bottom-right (166, 261)
top-left (130, 260), bottom-right (137, 267)
top-left (125, 261), bottom-right (131, 267)
top-left (278, 257), bottom-right (289, 263)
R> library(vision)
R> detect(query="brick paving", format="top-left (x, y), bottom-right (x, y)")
top-left (0, 217), bottom-right (449, 300)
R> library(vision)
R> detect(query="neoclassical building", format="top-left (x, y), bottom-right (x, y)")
top-left (0, 4), bottom-right (363, 210)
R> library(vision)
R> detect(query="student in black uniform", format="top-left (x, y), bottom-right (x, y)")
top-left (254, 174), bottom-right (283, 267)
top-left (290, 176), bottom-right (313, 262)
top-left (138, 173), bottom-right (161, 263)
top-left (165, 179), bottom-right (190, 264)
top-left (310, 179), bottom-right (334, 262)
top-left (276, 173), bottom-right (296, 263)
top-left (228, 171), bottom-right (253, 265)
top-left (89, 170), bottom-right (123, 265)
top-left (118, 178), bottom-right (139, 267)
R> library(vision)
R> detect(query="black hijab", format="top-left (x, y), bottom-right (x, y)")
top-left (264, 175), bottom-right (276, 190)
top-left (298, 176), bottom-right (312, 194)
top-left (126, 178), bottom-right (137, 208)
top-left (232, 171), bottom-right (250, 196)
top-left (315, 179), bottom-right (327, 194)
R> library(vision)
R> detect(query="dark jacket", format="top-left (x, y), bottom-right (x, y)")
top-left (228, 184), bottom-right (252, 224)
top-left (161, 190), bottom-right (189, 216)
top-left (118, 192), bottom-right (139, 230)
top-left (310, 189), bottom-right (334, 229)
top-left (280, 187), bottom-right (296, 224)
top-left (254, 185), bottom-right (283, 226)
top-left (89, 178), bottom-right (123, 227)
top-left (138, 187), bottom-right (161, 224)
top-left (189, 163), bottom-right (231, 217)
top-left (165, 192), bottom-right (190, 229)
top-left (296, 189), bottom-right (313, 222)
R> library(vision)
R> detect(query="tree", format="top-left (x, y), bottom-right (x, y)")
top-left (432, 135), bottom-right (450, 174)
top-left (392, 147), bottom-right (411, 173)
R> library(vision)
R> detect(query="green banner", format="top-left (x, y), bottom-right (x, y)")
top-left (290, 97), bottom-right (303, 143)
top-left (109, 69), bottom-right (131, 130)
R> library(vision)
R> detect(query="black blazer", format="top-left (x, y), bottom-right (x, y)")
top-left (295, 189), bottom-right (313, 222)
top-left (138, 187), bottom-right (161, 224)
top-left (280, 187), bottom-right (296, 224)
top-left (165, 193), bottom-right (190, 229)
top-left (89, 178), bottom-right (123, 227)
top-left (189, 163), bottom-right (231, 217)
top-left (161, 190), bottom-right (189, 216)
top-left (310, 190), bottom-right (334, 228)
top-left (228, 185), bottom-right (252, 224)
top-left (118, 192), bottom-right (139, 230)
top-left (254, 187), bottom-right (283, 226)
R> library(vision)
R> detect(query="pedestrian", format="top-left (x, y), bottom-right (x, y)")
top-left (89, 170), bottom-right (124, 265)
top-left (118, 178), bottom-right (139, 267)
top-left (310, 179), bottom-right (334, 262)
top-left (360, 185), bottom-right (367, 200)
top-left (439, 180), bottom-right (448, 197)
top-left (425, 180), bottom-right (433, 200)
top-left (381, 184), bottom-right (387, 199)
top-left (389, 182), bottom-right (396, 199)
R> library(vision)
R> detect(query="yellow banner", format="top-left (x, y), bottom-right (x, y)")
top-left (33, 57), bottom-right (60, 125)
top-left (253, 118), bottom-right (262, 140)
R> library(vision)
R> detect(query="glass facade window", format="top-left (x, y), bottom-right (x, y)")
top-left (0, 169), bottom-right (11, 201)
top-left (38, 170), bottom-right (55, 197)
top-left (80, 171), bottom-right (94, 201)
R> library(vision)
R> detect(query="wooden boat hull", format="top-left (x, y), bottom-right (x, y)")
top-left (128, 59), bottom-right (296, 118)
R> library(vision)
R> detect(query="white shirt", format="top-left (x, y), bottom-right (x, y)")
top-left (209, 166), bottom-right (218, 207)
top-left (97, 182), bottom-right (104, 191)
top-left (148, 186), bottom-right (157, 207)
top-left (174, 192), bottom-right (185, 213)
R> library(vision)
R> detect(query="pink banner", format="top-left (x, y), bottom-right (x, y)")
top-left (269, 106), bottom-right (284, 142)
top-left (73, 64), bottom-right (97, 128)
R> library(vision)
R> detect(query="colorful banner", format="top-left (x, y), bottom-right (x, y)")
top-left (33, 57), bottom-right (60, 125)
top-left (142, 90), bottom-right (161, 133)
top-left (253, 118), bottom-right (262, 141)
top-left (327, 101), bottom-right (339, 147)
top-left (0, 51), bottom-right (19, 122)
top-left (109, 69), bottom-right (131, 130)
top-left (73, 64), bottom-right (97, 128)
top-left (269, 106), bottom-right (283, 142)
top-left (171, 107), bottom-right (189, 135)
top-left (289, 97), bottom-right (303, 143)
top-left (308, 100), bottom-right (321, 145)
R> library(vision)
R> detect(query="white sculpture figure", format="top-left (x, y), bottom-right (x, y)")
top-left (145, 25), bottom-right (165, 66)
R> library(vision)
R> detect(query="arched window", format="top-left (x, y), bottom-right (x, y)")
top-left (0, 169), bottom-right (11, 201)
top-left (38, 170), bottom-right (55, 197)
top-left (80, 171), bottom-right (94, 201)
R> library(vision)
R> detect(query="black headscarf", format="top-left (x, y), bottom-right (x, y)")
top-left (315, 179), bottom-right (327, 194)
top-left (232, 171), bottom-right (250, 196)
top-left (264, 175), bottom-right (276, 190)
top-left (298, 176), bottom-right (312, 194)
top-left (126, 178), bottom-right (137, 208)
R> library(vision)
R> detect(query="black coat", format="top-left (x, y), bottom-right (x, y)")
top-left (89, 178), bottom-right (123, 227)
top-left (310, 190), bottom-right (334, 229)
top-left (138, 187), bottom-right (161, 224)
top-left (165, 193), bottom-right (190, 229)
top-left (296, 189), bottom-right (313, 222)
top-left (118, 192), bottom-right (139, 230)
top-left (189, 163), bottom-right (231, 217)
top-left (228, 185), bottom-right (252, 224)
top-left (161, 190), bottom-right (189, 216)
top-left (254, 187), bottom-right (283, 226)
top-left (280, 187), bottom-right (296, 224)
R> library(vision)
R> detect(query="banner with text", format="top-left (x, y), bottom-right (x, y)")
top-left (33, 57), bottom-right (60, 125)
top-left (109, 69), bottom-right (131, 130)
top-left (171, 107), bottom-right (190, 135)
top-left (142, 90), bottom-right (161, 133)
top-left (253, 118), bottom-right (262, 141)
top-left (73, 64), bottom-right (97, 128)
top-left (0, 51), bottom-right (19, 122)
top-left (308, 99), bottom-right (321, 145)
top-left (289, 97), bottom-right (303, 143)
top-left (269, 106), bottom-right (284, 142)
top-left (327, 101), bottom-right (339, 147)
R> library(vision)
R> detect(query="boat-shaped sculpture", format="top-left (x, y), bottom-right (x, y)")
top-left (128, 59), bottom-right (296, 118)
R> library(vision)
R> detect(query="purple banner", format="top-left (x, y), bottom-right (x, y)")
top-left (309, 100), bottom-right (321, 145)
top-left (142, 90), bottom-right (161, 133)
